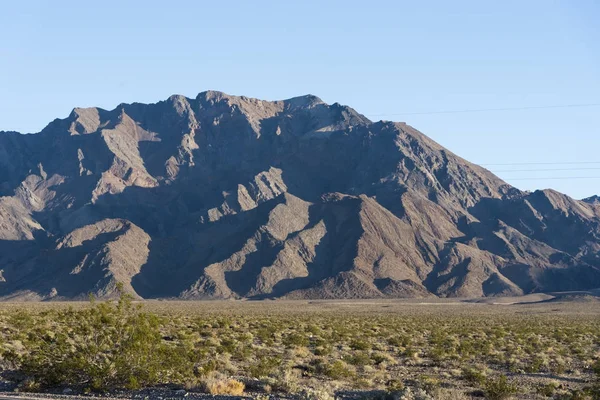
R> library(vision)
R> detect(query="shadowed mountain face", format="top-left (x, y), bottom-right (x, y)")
top-left (1, 91), bottom-right (599, 300)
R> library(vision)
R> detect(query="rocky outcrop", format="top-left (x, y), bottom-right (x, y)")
top-left (0, 91), bottom-right (599, 300)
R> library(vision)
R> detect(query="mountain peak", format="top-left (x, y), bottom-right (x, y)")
top-left (284, 94), bottom-right (324, 108)
top-left (583, 195), bottom-right (600, 204)
top-left (66, 107), bottom-right (104, 135)
top-left (1, 92), bottom-right (600, 300)
top-left (196, 90), bottom-right (231, 102)
top-left (195, 91), bottom-right (326, 110)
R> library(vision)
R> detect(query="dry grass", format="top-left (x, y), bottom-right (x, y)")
top-left (204, 378), bottom-right (245, 395)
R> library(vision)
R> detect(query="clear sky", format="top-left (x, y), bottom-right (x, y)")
top-left (1, 1), bottom-right (599, 199)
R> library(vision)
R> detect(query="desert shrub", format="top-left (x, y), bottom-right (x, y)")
top-left (298, 387), bottom-right (335, 400)
top-left (313, 346), bottom-right (332, 356)
top-left (536, 382), bottom-right (558, 397)
top-left (283, 333), bottom-right (310, 347)
top-left (462, 366), bottom-right (487, 386)
top-left (483, 375), bottom-right (518, 400)
top-left (256, 326), bottom-right (277, 345)
top-left (587, 362), bottom-right (600, 400)
top-left (417, 374), bottom-right (440, 393)
top-left (385, 378), bottom-right (405, 393)
top-left (349, 339), bottom-right (371, 351)
top-left (19, 286), bottom-right (192, 391)
top-left (556, 390), bottom-right (588, 400)
top-left (381, 387), bottom-right (432, 400)
top-left (204, 377), bottom-right (245, 395)
top-left (322, 360), bottom-right (353, 380)
top-left (8, 311), bottom-right (36, 332)
top-left (346, 351), bottom-right (372, 366)
top-left (430, 388), bottom-right (471, 400)
top-left (388, 335), bottom-right (410, 347)
top-left (402, 346), bottom-right (418, 358)
top-left (263, 368), bottom-right (300, 394)
top-left (550, 361), bottom-right (567, 375)
top-left (524, 357), bottom-right (545, 373)
top-left (593, 359), bottom-right (600, 377)
top-left (371, 352), bottom-right (390, 365)
top-left (248, 355), bottom-right (282, 378)
top-left (218, 337), bottom-right (238, 353)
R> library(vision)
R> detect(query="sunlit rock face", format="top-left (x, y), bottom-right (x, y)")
top-left (0, 91), bottom-right (599, 300)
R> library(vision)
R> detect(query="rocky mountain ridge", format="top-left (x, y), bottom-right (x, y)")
top-left (1, 91), bottom-right (599, 300)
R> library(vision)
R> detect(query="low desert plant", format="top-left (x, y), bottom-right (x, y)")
top-left (248, 355), bottom-right (282, 378)
top-left (298, 387), bottom-right (335, 400)
top-left (592, 359), bottom-right (600, 377)
top-left (418, 374), bottom-right (441, 393)
top-left (322, 360), bottom-right (354, 380)
top-left (19, 285), bottom-right (192, 391)
top-left (462, 366), bottom-right (487, 386)
top-left (536, 382), bottom-right (558, 397)
top-left (483, 375), bottom-right (518, 400)
top-left (385, 378), bottom-right (405, 393)
top-left (204, 377), bottom-right (245, 395)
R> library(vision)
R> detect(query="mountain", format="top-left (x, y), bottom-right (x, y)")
top-left (583, 195), bottom-right (600, 205)
top-left (1, 91), bottom-right (599, 300)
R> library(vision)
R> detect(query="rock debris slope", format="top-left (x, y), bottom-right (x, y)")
top-left (0, 91), bottom-right (599, 300)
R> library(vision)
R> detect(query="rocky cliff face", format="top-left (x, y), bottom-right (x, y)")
top-left (0, 91), bottom-right (599, 300)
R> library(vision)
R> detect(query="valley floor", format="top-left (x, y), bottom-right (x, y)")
top-left (0, 297), bottom-right (598, 399)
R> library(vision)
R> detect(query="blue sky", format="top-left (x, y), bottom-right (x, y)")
top-left (1, 0), bottom-right (599, 199)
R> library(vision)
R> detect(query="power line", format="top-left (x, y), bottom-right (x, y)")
top-left (503, 176), bottom-right (600, 181)
top-left (481, 161), bottom-right (600, 166)
top-left (491, 167), bottom-right (600, 172)
top-left (367, 103), bottom-right (600, 117)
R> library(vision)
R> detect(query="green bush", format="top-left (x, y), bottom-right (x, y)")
top-left (592, 359), bottom-right (600, 377)
top-left (385, 378), bottom-right (405, 393)
top-left (322, 360), bottom-right (353, 380)
top-left (483, 375), bottom-right (518, 400)
top-left (536, 382), bottom-right (558, 397)
top-left (283, 333), bottom-right (309, 347)
top-left (248, 355), bottom-right (282, 378)
top-left (346, 352), bottom-right (371, 366)
top-left (349, 339), bottom-right (371, 351)
top-left (462, 366), bottom-right (487, 386)
top-left (19, 286), bottom-right (192, 391)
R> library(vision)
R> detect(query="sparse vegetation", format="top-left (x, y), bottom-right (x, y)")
top-left (483, 374), bottom-right (518, 400)
top-left (17, 286), bottom-right (193, 391)
top-left (536, 382), bottom-right (558, 397)
top-left (0, 298), bottom-right (597, 398)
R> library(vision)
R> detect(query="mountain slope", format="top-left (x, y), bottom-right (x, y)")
top-left (0, 91), bottom-right (599, 300)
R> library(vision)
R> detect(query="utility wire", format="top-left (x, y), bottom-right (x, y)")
top-left (367, 103), bottom-right (600, 117)
top-left (491, 167), bottom-right (600, 172)
top-left (502, 176), bottom-right (600, 181)
top-left (481, 161), bottom-right (600, 166)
